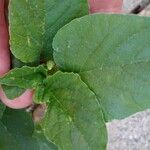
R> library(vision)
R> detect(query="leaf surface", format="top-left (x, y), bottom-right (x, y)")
top-left (0, 121), bottom-right (19, 150)
top-left (2, 56), bottom-right (38, 99)
top-left (9, 0), bottom-right (88, 62)
top-left (9, 0), bottom-right (44, 63)
top-left (0, 108), bottom-right (58, 150)
top-left (0, 65), bottom-right (47, 89)
top-left (40, 71), bottom-right (107, 150)
top-left (1, 85), bottom-right (25, 99)
top-left (0, 103), bottom-right (5, 119)
top-left (53, 14), bottom-right (150, 121)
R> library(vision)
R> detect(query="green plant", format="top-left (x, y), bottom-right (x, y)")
top-left (0, 0), bottom-right (150, 149)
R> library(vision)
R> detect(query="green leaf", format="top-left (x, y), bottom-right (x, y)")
top-left (0, 108), bottom-right (58, 150)
top-left (2, 56), bottom-right (38, 100)
top-left (12, 56), bottom-right (39, 68)
top-left (34, 125), bottom-right (58, 150)
top-left (0, 103), bottom-right (5, 119)
top-left (9, 0), bottom-right (88, 63)
top-left (40, 71), bottom-right (107, 150)
top-left (9, 0), bottom-right (44, 63)
top-left (0, 121), bottom-right (19, 150)
top-left (34, 84), bottom-right (48, 104)
top-left (42, 0), bottom-right (89, 61)
top-left (2, 85), bottom-right (25, 99)
top-left (0, 65), bottom-right (47, 89)
top-left (53, 14), bottom-right (150, 121)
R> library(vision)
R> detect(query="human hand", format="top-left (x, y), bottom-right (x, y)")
top-left (0, 0), bottom-right (123, 109)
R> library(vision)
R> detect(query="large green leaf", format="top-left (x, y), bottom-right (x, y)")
top-left (53, 14), bottom-right (150, 121)
top-left (0, 108), bottom-right (58, 150)
top-left (42, 0), bottom-right (88, 61)
top-left (0, 65), bottom-right (47, 89)
top-left (40, 72), bottom-right (107, 150)
top-left (9, 0), bottom-right (88, 63)
top-left (9, 0), bottom-right (44, 63)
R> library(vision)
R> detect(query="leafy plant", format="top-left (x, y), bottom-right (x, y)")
top-left (0, 0), bottom-right (150, 150)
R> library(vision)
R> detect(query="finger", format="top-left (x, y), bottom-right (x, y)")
top-left (0, 0), bottom-right (33, 109)
top-left (88, 0), bottom-right (123, 13)
top-left (0, 0), bottom-right (10, 75)
top-left (0, 87), bottom-right (33, 109)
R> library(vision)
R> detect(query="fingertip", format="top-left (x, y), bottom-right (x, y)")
top-left (0, 88), bottom-right (33, 109)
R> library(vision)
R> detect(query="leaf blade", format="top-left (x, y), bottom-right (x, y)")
top-left (0, 103), bottom-right (5, 119)
top-left (9, 0), bottom-right (88, 62)
top-left (9, 0), bottom-right (44, 63)
top-left (0, 65), bottom-right (47, 89)
top-left (53, 14), bottom-right (150, 121)
top-left (40, 71), bottom-right (107, 150)
top-left (2, 85), bottom-right (25, 99)
top-left (0, 108), bottom-right (58, 150)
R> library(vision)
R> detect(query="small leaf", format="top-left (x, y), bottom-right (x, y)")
top-left (53, 14), bottom-right (150, 121)
top-left (40, 71), bottom-right (107, 150)
top-left (2, 85), bottom-right (25, 99)
top-left (0, 65), bottom-right (47, 89)
top-left (3, 56), bottom-right (37, 99)
top-left (9, 0), bottom-right (88, 63)
top-left (34, 85), bottom-right (47, 104)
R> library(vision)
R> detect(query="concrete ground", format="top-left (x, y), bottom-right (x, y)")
top-left (107, 0), bottom-right (150, 149)
top-left (107, 109), bottom-right (150, 150)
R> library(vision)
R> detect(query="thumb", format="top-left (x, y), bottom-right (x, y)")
top-left (0, 0), bottom-right (10, 76)
top-left (88, 0), bottom-right (123, 13)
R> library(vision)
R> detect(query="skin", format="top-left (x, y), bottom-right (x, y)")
top-left (89, 0), bottom-right (123, 13)
top-left (0, 0), bottom-right (123, 109)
